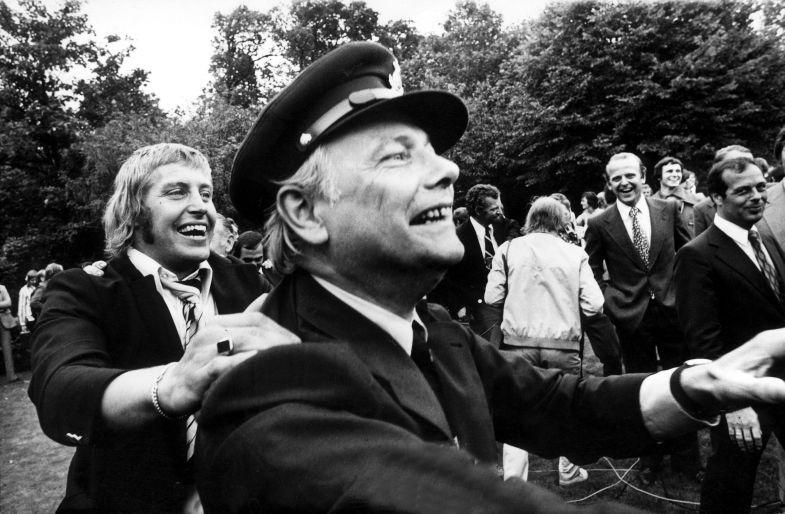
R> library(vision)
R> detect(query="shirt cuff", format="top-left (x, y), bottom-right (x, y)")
top-left (639, 368), bottom-right (720, 440)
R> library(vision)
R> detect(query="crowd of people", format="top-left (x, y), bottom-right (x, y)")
top-left (7, 40), bottom-right (785, 513)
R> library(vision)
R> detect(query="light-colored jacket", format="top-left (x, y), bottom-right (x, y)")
top-left (484, 232), bottom-right (604, 350)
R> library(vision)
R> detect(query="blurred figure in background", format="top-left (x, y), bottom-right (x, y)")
top-left (486, 196), bottom-right (605, 486)
top-left (30, 263), bottom-right (63, 320)
top-left (0, 282), bottom-right (18, 382)
top-left (18, 269), bottom-right (38, 334)
top-left (210, 214), bottom-right (239, 258)
top-left (452, 206), bottom-right (469, 227)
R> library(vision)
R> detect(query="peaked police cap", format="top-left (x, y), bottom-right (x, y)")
top-left (230, 41), bottom-right (468, 222)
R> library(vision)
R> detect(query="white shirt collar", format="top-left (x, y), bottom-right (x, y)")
top-left (713, 214), bottom-right (756, 248)
top-left (616, 195), bottom-right (649, 219)
top-left (127, 247), bottom-right (213, 297)
top-left (312, 275), bottom-right (424, 355)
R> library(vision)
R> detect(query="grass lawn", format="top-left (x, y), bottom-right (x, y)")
top-left (1, 348), bottom-right (783, 512)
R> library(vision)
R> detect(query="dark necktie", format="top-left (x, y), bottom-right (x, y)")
top-left (484, 225), bottom-right (495, 270)
top-left (629, 207), bottom-right (650, 268)
top-left (158, 270), bottom-right (203, 460)
top-left (748, 231), bottom-right (782, 301)
top-left (411, 322), bottom-right (441, 396)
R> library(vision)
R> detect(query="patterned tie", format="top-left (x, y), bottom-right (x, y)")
top-left (748, 231), bottom-right (782, 301)
top-left (158, 269), bottom-right (203, 460)
top-left (629, 207), bottom-right (650, 269)
top-left (484, 225), bottom-right (496, 270)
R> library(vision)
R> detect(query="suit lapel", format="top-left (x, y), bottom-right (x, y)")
top-left (111, 254), bottom-right (183, 362)
top-left (418, 305), bottom-right (497, 463)
top-left (459, 221), bottom-right (483, 270)
top-left (603, 205), bottom-right (647, 269)
top-left (209, 253), bottom-right (251, 314)
top-left (647, 199), bottom-right (667, 265)
top-left (761, 181), bottom-right (785, 255)
top-left (288, 273), bottom-right (453, 441)
top-left (708, 226), bottom-right (781, 306)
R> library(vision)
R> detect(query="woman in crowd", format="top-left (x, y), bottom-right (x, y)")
top-left (485, 196), bottom-right (605, 486)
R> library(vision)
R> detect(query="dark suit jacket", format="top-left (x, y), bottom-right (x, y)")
top-left (758, 179), bottom-right (785, 259)
top-left (584, 198), bottom-right (690, 334)
top-left (674, 224), bottom-right (785, 360)
top-left (28, 252), bottom-right (266, 512)
top-left (693, 197), bottom-right (716, 237)
top-left (428, 219), bottom-right (488, 315)
top-left (196, 270), bottom-right (655, 513)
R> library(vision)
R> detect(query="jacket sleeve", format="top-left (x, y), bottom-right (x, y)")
top-left (483, 241), bottom-right (508, 306)
top-left (28, 270), bottom-right (126, 447)
top-left (674, 244), bottom-right (724, 359)
top-left (578, 249), bottom-right (604, 316)
top-left (196, 345), bottom-right (637, 514)
top-left (672, 202), bottom-right (692, 249)
top-left (584, 218), bottom-right (607, 288)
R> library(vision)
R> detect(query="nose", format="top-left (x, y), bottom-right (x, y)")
top-left (425, 153), bottom-right (459, 189)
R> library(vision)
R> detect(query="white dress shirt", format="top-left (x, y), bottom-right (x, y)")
top-left (712, 214), bottom-right (773, 272)
top-left (470, 216), bottom-right (498, 255)
top-left (616, 196), bottom-right (651, 247)
top-left (313, 275), bottom-right (425, 356)
top-left (127, 248), bottom-right (217, 346)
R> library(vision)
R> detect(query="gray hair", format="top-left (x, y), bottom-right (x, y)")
top-left (524, 197), bottom-right (566, 235)
top-left (263, 143), bottom-right (341, 274)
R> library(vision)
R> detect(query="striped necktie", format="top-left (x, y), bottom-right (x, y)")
top-left (158, 270), bottom-right (203, 460)
top-left (748, 231), bottom-right (783, 302)
top-left (484, 225), bottom-right (495, 270)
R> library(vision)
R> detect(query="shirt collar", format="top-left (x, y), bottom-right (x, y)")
top-left (713, 214), bottom-right (756, 247)
top-left (616, 195), bottom-right (649, 218)
top-left (312, 275), bottom-right (424, 355)
top-left (470, 215), bottom-right (488, 234)
top-left (127, 247), bottom-right (213, 297)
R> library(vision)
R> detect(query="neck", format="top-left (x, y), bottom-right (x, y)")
top-left (660, 184), bottom-right (679, 196)
top-left (304, 260), bottom-right (436, 319)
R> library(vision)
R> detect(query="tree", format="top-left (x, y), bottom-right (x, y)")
top-left (0, 0), bottom-right (160, 282)
top-left (494, 0), bottom-right (785, 210)
top-left (206, 0), bottom-right (421, 108)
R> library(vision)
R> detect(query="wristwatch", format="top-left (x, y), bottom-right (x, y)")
top-left (670, 358), bottom-right (717, 419)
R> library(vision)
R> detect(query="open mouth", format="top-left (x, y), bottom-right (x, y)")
top-left (178, 224), bottom-right (208, 239)
top-left (411, 205), bottom-right (452, 225)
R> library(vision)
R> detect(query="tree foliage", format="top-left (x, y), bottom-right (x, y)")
top-left (0, 0), bottom-right (160, 282)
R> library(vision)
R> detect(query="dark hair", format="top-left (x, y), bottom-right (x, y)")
top-left (465, 184), bottom-right (500, 217)
top-left (713, 145), bottom-right (752, 163)
top-left (581, 191), bottom-right (599, 209)
top-left (653, 156), bottom-right (684, 181)
top-left (774, 126), bottom-right (785, 163)
top-left (707, 156), bottom-right (757, 198)
top-left (232, 230), bottom-right (263, 258)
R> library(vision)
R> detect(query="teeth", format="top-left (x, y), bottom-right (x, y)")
top-left (415, 206), bottom-right (451, 224)
top-left (179, 224), bottom-right (207, 237)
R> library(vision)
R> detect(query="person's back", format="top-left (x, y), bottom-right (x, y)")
top-left (489, 232), bottom-right (601, 350)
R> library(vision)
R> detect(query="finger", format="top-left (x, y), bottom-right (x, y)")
top-left (244, 294), bottom-right (268, 313)
top-left (205, 350), bottom-right (259, 380)
top-left (228, 325), bottom-right (301, 352)
top-left (95, 260), bottom-right (107, 270)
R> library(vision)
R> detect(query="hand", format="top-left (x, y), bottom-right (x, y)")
top-left (680, 328), bottom-right (785, 412)
top-left (83, 260), bottom-right (107, 277)
top-left (725, 407), bottom-right (762, 452)
top-left (157, 312), bottom-right (300, 416)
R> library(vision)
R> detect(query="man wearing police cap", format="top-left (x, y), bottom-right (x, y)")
top-left (196, 41), bottom-right (785, 512)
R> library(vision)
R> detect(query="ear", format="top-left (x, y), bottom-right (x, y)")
top-left (276, 185), bottom-right (329, 246)
top-left (710, 192), bottom-right (723, 209)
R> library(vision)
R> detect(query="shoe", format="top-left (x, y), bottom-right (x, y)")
top-left (558, 457), bottom-right (588, 486)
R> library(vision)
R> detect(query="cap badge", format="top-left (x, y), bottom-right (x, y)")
top-left (389, 58), bottom-right (403, 93)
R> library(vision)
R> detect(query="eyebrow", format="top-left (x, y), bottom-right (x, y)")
top-left (159, 180), bottom-right (212, 190)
